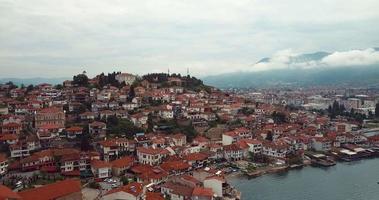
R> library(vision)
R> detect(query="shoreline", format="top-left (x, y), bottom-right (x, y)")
top-left (226, 156), bottom-right (379, 181)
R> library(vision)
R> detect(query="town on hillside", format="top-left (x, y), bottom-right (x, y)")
top-left (1, 71), bottom-right (379, 200)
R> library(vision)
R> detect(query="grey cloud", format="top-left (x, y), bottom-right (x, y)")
top-left (0, 0), bottom-right (379, 78)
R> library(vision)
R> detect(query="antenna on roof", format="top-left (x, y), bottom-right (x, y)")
top-left (187, 67), bottom-right (190, 76)
top-left (168, 68), bottom-right (170, 75)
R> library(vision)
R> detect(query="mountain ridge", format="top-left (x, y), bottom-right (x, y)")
top-left (204, 48), bottom-right (379, 88)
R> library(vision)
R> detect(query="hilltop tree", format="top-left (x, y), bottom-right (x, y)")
top-left (26, 84), bottom-right (34, 93)
top-left (73, 73), bottom-right (89, 86)
top-left (5, 81), bottom-right (17, 90)
top-left (97, 71), bottom-right (123, 88)
top-left (54, 84), bottom-right (63, 90)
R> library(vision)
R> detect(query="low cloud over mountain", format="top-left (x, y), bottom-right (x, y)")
top-left (204, 48), bottom-right (379, 88)
top-left (252, 48), bottom-right (379, 71)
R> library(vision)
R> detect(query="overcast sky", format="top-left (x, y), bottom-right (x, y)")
top-left (1, 0), bottom-right (379, 78)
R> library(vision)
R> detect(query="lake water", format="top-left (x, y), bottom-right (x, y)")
top-left (230, 158), bottom-right (379, 200)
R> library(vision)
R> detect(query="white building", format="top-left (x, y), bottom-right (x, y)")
top-left (115, 73), bottom-right (137, 85)
top-left (203, 176), bottom-right (226, 198)
top-left (136, 147), bottom-right (169, 165)
top-left (91, 160), bottom-right (112, 179)
top-left (0, 154), bottom-right (8, 176)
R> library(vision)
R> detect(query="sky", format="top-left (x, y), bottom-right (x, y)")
top-left (0, 0), bottom-right (379, 78)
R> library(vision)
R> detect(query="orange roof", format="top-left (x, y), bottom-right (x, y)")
top-left (99, 139), bottom-right (117, 147)
top-left (130, 164), bottom-right (154, 174)
top-left (184, 152), bottom-right (209, 161)
top-left (0, 185), bottom-right (21, 200)
top-left (224, 143), bottom-right (243, 151)
top-left (91, 159), bottom-right (111, 169)
top-left (146, 192), bottom-right (165, 200)
top-left (139, 167), bottom-right (168, 180)
top-left (53, 148), bottom-right (80, 156)
top-left (235, 140), bottom-right (250, 149)
top-left (160, 160), bottom-right (191, 171)
top-left (0, 134), bottom-right (18, 141)
top-left (192, 187), bottom-right (214, 197)
top-left (106, 182), bottom-right (143, 197)
top-left (111, 156), bottom-right (134, 168)
top-left (18, 179), bottom-right (81, 200)
top-left (224, 131), bottom-right (238, 137)
top-left (66, 126), bottom-right (83, 132)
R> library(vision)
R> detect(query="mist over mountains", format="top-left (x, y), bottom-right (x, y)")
top-left (2, 48), bottom-right (379, 88)
top-left (204, 48), bottom-right (379, 88)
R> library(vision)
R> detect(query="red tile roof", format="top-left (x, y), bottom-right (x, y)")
top-left (137, 146), bottom-right (169, 155)
top-left (111, 156), bottom-right (134, 168)
top-left (224, 143), bottom-right (243, 151)
top-left (184, 152), bottom-right (209, 161)
top-left (18, 179), bottom-right (81, 200)
top-left (91, 159), bottom-right (111, 169)
top-left (139, 167), bottom-right (168, 181)
top-left (0, 185), bottom-right (21, 200)
top-left (0, 134), bottom-right (18, 141)
top-left (106, 182), bottom-right (143, 197)
top-left (130, 164), bottom-right (154, 174)
top-left (192, 187), bottom-right (214, 197)
top-left (146, 192), bottom-right (165, 200)
top-left (161, 182), bottom-right (193, 197)
top-left (66, 126), bottom-right (83, 132)
top-left (160, 160), bottom-right (191, 172)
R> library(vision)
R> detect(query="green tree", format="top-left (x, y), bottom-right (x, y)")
top-left (107, 116), bottom-right (144, 138)
top-left (80, 134), bottom-right (92, 151)
top-left (120, 176), bottom-right (129, 185)
top-left (271, 111), bottom-right (286, 124)
top-left (55, 84), bottom-right (63, 90)
top-left (26, 84), bottom-right (34, 93)
top-left (73, 73), bottom-right (89, 86)
top-left (265, 131), bottom-right (273, 141)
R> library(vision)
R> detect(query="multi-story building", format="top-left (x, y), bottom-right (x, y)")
top-left (34, 107), bottom-right (65, 129)
top-left (136, 147), bottom-right (169, 166)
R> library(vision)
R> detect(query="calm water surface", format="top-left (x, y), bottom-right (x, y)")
top-left (230, 158), bottom-right (379, 200)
